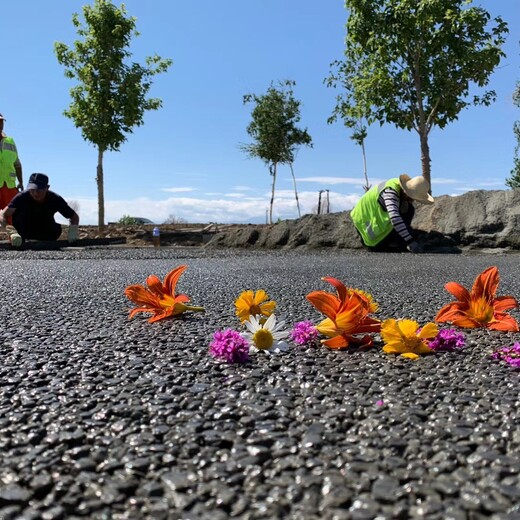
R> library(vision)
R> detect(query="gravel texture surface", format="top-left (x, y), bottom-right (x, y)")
top-left (1, 247), bottom-right (519, 520)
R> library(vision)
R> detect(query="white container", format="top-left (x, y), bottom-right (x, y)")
top-left (152, 226), bottom-right (160, 247)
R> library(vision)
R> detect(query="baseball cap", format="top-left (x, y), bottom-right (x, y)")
top-left (0, 113), bottom-right (5, 120)
top-left (27, 173), bottom-right (49, 190)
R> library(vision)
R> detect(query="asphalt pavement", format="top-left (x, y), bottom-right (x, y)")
top-left (1, 248), bottom-right (519, 519)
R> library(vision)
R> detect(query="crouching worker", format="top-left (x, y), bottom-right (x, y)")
top-left (350, 174), bottom-right (434, 253)
top-left (0, 173), bottom-right (79, 247)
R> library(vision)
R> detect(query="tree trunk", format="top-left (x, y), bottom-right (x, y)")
top-left (96, 148), bottom-right (105, 231)
top-left (269, 162), bottom-right (277, 225)
top-left (419, 130), bottom-right (432, 190)
top-left (361, 139), bottom-right (370, 191)
top-left (289, 163), bottom-right (301, 218)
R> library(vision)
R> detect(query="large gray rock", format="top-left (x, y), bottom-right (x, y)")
top-left (206, 188), bottom-right (520, 251)
top-left (413, 189), bottom-right (520, 249)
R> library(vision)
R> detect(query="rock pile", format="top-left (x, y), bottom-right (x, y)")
top-left (206, 189), bottom-right (520, 252)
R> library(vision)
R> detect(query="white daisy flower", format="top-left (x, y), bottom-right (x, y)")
top-left (243, 314), bottom-right (290, 354)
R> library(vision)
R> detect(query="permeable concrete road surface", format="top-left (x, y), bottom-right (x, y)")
top-left (1, 248), bottom-right (519, 519)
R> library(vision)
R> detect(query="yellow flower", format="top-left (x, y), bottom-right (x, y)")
top-left (351, 288), bottom-right (379, 313)
top-left (235, 290), bottom-right (276, 323)
top-left (381, 319), bottom-right (438, 360)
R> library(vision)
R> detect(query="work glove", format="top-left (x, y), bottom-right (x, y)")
top-left (406, 240), bottom-right (424, 254)
top-left (68, 225), bottom-right (79, 244)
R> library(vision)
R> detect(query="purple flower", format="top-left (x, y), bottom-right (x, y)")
top-left (290, 321), bottom-right (319, 347)
top-left (491, 342), bottom-right (520, 369)
top-left (209, 329), bottom-right (250, 364)
top-left (428, 329), bottom-right (465, 352)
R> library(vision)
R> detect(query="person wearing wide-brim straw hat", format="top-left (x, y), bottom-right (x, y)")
top-left (350, 174), bottom-right (434, 253)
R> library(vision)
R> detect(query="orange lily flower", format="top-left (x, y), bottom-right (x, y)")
top-left (306, 276), bottom-right (381, 349)
top-left (125, 265), bottom-right (204, 323)
top-left (435, 266), bottom-right (519, 331)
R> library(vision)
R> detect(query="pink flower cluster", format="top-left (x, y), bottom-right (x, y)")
top-left (290, 321), bottom-right (319, 347)
top-left (491, 342), bottom-right (520, 369)
top-left (209, 329), bottom-right (250, 364)
top-left (427, 329), bottom-right (466, 351)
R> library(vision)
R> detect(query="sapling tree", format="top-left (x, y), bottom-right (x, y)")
top-left (350, 120), bottom-right (370, 191)
top-left (326, 0), bottom-right (507, 190)
top-left (242, 80), bottom-right (312, 223)
top-left (507, 72), bottom-right (520, 188)
top-left (55, 0), bottom-right (172, 229)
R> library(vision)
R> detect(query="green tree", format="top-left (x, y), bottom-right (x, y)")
top-left (117, 214), bottom-right (140, 225)
top-left (507, 75), bottom-right (520, 188)
top-left (326, 0), bottom-right (507, 189)
top-left (55, 0), bottom-right (172, 230)
top-left (242, 80), bottom-right (312, 224)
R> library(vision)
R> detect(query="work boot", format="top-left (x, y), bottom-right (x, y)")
top-left (10, 233), bottom-right (23, 248)
top-left (5, 226), bottom-right (23, 248)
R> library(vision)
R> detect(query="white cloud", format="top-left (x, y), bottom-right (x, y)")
top-left (233, 185), bottom-right (253, 191)
top-left (161, 187), bottom-right (197, 193)
top-left (475, 181), bottom-right (507, 187)
top-left (295, 176), bottom-right (375, 185)
top-left (69, 190), bottom-right (361, 226)
top-left (432, 177), bottom-right (463, 185)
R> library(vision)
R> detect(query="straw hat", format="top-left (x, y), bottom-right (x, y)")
top-left (399, 174), bottom-right (434, 204)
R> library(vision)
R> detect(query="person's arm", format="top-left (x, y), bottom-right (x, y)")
top-left (55, 195), bottom-right (80, 242)
top-left (380, 189), bottom-right (414, 243)
top-left (67, 212), bottom-right (80, 242)
top-left (0, 207), bottom-right (16, 228)
top-left (15, 160), bottom-right (23, 191)
top-left (69, 212), bottom-right (79, 226)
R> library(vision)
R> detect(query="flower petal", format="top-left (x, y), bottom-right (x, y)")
top-left (146, 275), bottom-right (166, 296)
top-left (444, 282), bottom-right (470, 304)
top-left (435, 303), bottom-right (466, 323)
top-left (322, 335), bottom-right (349, 349)
top-left (263, 313), bottom-right (276, 330)
top-left (148, 308), bottom-right (173, 323)
top-left (259, 301), bottom-right (277, 316)
top-left (306, 291), bottom-right (341, 318)
top-left (401, 353), bottom-right (420, 360)
top-left (494, 295), bottom-right (519, 312)
top-left (316, 317), bottom-right (338, 338)
top-left (488, 314), bottom-right (520, 332)
top-left (450, 316), bottom-right (482, 328)
top-left (272, 341), bottom-right (288, 352)
top-left (125, 285), bottom-right (159, 308)
top-left (164, 265), bottom-right (188, 295)
top-left (244, 315), bottom-right (260, 333)
top-left (383, 344), bottom-right (400, 354)
top-left (472, 266), bottom-right (499, 300)
top-left (417, 322), bottom-right (438, 340)
top-left (253, 289), bottom-right (269, 305)
top-left (322, 276), bottom-right (349, 302)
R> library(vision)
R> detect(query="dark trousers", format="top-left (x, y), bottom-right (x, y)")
top-left (367, 204), bottom-right (415, 253)
top-left (12, 214), bottom-right (62, 241)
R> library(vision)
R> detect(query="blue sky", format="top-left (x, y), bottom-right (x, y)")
top-left (2, 1), bottom-right (519, 225)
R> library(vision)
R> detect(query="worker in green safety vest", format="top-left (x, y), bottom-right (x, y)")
top-left (0, 113), bottom-right (23, 224)
top-left (350, 174), bottom-right (434, 253)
